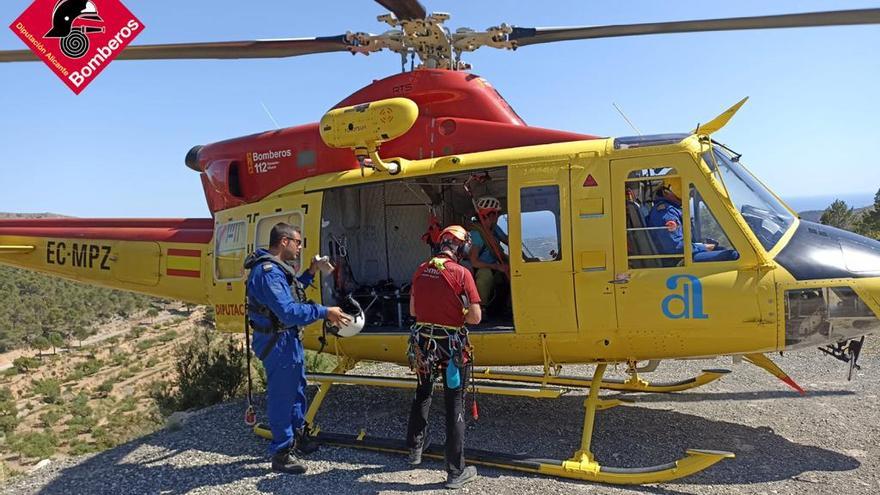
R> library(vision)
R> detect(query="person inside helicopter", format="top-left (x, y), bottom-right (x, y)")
top-left (468, 196), bottom-right (511, 318)
top-left (645, 179), bottom-right (740, 263)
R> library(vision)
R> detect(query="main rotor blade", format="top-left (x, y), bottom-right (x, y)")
top-left (375, 0), bottom-right (426, 20)
top-left (509, 8), bottom-right (880, 47)
top-left (0, 35), bottom-right (351, 62)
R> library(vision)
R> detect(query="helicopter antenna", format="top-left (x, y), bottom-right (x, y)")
top-left (613, 102), bottom-right (642, 136)
top-left (260, 100), bottom-right (281, 129)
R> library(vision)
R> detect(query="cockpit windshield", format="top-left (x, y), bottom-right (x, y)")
top-left (703, 146), bottom-right (794, 251)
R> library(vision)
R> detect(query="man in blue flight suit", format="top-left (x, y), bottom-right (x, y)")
top-left (245, 222), bottom-right (351, 474)
top-left (646, 179), bottom-right (739, 263)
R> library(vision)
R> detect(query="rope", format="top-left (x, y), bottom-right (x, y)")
top-left (243, 287), bottom-right (256, 426)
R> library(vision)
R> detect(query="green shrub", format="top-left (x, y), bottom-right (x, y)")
top-left (145, 356), bottom-right (159, 368)
top-left (65, 393), bottom-right (96, 434)
top-left (131, 326), bottom-right (148, 339)
top-left (105, 337), bottom-right (120, 346)
top-left (306, 351), bottom-right (337, 373)
top-left (66, 413), bottom-right (97, 435)
top-left (136, 339), bottom-right (157, 351)
top-left (58, 427), bottom-right (79, 442)
top-left (12, 356), bottom-right (41, 373)
top-left (111, 352), bottom-right (129, 367)
top-left (152, 324), bottom-right (162, 330)
top-left (38, 407), bottom-right (64, 428)
top-left (90, 426), bottom-right (117, 450)
top-left (8, 431), bottom-right (57, 459)
top-left (148, 381), bottom-right (176, 416)
top-left (115, 396), bottom-right (137, 413)
top-left (96, 379), bottom-right (114, 395)
top-left (159, 330), bottom-right (178, 343)
top-left (0, 387), bottom-right (19, 434)
top-left (157, 328), bottom-right (245, 413)
top-left (32, 379), bottom-right (61, 404)
top-left (73, 358), bottom-right (103, 377)
top-left (1, 368), bottom-right (18, 378)
top-left (69, 439), bottom-right (98, 456)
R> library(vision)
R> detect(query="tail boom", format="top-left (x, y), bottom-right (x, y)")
top-left (0, 218), bottom-right (214, 304)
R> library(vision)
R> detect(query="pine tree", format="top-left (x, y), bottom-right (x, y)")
top-left (820, 199), bottom-right (856, 230)
top-left (47, 332), bottom-right (64, 355)
top-left (855, 188), bottom-right (880, 240)
top-left (31, 336), bottom-right (50, 357)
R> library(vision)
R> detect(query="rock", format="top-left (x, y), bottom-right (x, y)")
top-left (166, 410), bottom-right (193, 430)
top-left (29, 459), bottom-right (51, 473)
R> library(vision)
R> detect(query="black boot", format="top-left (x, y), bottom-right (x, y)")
top-left (271, 448), bottom-right (306, 474)
top-left (293, 423), bottom-right (320, 456)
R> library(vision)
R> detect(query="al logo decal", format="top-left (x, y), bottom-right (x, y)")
top-left (9, 0), bottom-right (145, 94)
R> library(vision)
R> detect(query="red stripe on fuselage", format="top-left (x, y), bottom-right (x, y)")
top-left (167, 248), bottom-right (202, 257)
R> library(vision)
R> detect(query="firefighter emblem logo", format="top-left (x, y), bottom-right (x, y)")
top-left (45, 0), bottom-right (105, 59)
top-left (9, 0), bottom-right (145, 94)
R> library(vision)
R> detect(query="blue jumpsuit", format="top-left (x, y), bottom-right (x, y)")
top-left (246, 249), bottom-right (327, 455)
top-left (646, 199), bottom-right (739, 263)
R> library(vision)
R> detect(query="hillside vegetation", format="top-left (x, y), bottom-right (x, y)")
top-left (0, 266), bottom-right (157, 353)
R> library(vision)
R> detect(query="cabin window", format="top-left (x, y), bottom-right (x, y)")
top-left (520, 185), bottom-right (561, 262)
top-left (623, 167), bottom-right (684, 268)
top-left (228, 162), bottom-right (243, 198)
top-left (214, 220), bottom-right (247, 281)
top-left (689, 185), bottom-right (739, 263)
top-left (255, 211), bottom-right (305, 268)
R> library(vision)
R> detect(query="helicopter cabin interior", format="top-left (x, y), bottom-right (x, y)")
top-left (318, 168), bottom-right (518, 334)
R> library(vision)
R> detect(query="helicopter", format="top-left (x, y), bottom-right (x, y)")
top-left (1, 0), bottom-right (880, 485)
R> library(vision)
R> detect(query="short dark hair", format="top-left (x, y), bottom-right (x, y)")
top-left (269, 223), bottom-right (298, 247)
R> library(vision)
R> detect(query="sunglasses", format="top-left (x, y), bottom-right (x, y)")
top-left (283, 236), bottom-right (303, 247)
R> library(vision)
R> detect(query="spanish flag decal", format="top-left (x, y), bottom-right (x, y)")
top-left (166, 249), bottom-right (201, 278)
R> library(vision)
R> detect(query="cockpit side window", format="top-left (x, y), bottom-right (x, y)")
top-left (623, 167), bottom-right (684, 268)
top-left (689, 185), bottom-right (740, 263)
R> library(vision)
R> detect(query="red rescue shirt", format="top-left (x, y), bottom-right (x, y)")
top-left (411, 255), bottom-right (481, 327)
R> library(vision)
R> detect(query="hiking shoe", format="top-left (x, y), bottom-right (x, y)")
top-left (445, 466), bottom-right (478, 489)
top-left (293, 424), bottom-right (320, 456)
top-left (271, 449), bottom-right (307, 474)
top-left (407, 448), bottom-right (422, 466)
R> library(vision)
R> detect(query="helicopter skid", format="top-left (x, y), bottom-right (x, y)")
top-left (251, 424), bottom-right (732, 484)
top-left (250, 362), bottom-right (732, 485)
top-left (473, 367), bottom-right (731, 393)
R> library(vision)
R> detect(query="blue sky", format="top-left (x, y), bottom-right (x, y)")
top-left (1, 0), bottom-right (878, 218)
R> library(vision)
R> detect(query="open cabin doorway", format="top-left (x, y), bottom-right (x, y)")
top-left (319, 167), bottom-right (514, 334)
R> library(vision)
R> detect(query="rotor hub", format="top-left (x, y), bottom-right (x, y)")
top-left (348, 12), bottom-right (516, 70)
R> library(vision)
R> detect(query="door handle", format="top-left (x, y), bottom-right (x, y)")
top-left (608, 273), bottom-right (631, 284)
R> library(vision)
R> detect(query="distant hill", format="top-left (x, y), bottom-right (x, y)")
top-left (0, 212), bottom-right (68, 219)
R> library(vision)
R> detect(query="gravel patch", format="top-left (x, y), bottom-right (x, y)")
top-left (3, 339), bottom-right (879, 495)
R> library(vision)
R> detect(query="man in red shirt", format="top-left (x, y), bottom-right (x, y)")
top-left (406, 225), bottom-right (482, 490)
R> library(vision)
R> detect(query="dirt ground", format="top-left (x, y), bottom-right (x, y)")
top-left (2, 334), bottom-right (878, 494)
